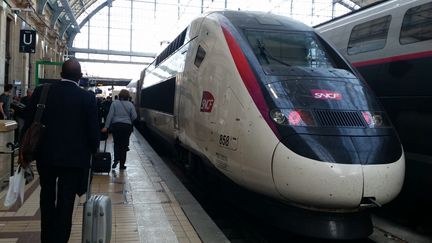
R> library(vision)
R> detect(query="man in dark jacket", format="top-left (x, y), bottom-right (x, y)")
top-left (20, 88), bottom-right (33, 106)
top-left (0, 84), bottom-right (13, 119)
top-left (22, 59), bottom-right (100, 243)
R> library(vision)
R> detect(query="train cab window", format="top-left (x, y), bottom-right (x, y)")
top-left (347, 15), bottom-right (391, 55)
top-left (245, 30), bottom-right (336, 69)
top-left (194, 45), bottom-right (206, 68)
top-left (400, 2), bottom-right (432, 45)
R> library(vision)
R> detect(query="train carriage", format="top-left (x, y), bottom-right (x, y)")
top-left (315, 0), bottom-right (432, 158)
top-left (129, 10), bottom-right (405, 239)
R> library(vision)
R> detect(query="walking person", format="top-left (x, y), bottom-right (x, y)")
top-left (21, 59), bottom-right (100, 243)
top-left (0, 84), bottom-right (13, 119)
top-left (20, 88), bottom-right (33, 106)
top-left (101, 89), bottom-right (137, 170)
top-left (102, 96), bottom-right (112, 122)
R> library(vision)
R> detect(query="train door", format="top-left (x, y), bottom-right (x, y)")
top-left (173, 42), bottom-right (189, 132)
top-left (177, 18), bottom-right (208, 147)
top-left (199, 27), bottom-right (220, 141)
top-left (201, 18), bottom-right (244, 182)
top-left (188, 22), bottom-right (219, 147)
top-left (178, 17), bottom-right (243, 183)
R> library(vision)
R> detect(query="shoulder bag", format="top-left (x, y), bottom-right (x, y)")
top-left (19, 85), bottom-right (50, 167)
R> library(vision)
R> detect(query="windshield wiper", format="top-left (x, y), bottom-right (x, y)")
top-left (257, 40), bottom-right (291, 67)
top-left (257, 40), bottom-right (270, 64)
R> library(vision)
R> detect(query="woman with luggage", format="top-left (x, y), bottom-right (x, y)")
top-left (101, 89), bottom-right (137, 170)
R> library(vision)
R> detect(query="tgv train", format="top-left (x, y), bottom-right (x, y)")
top-left (315, 0), bottom-right (432, 160)
top-left (129, 11), bottom-right (405, 239)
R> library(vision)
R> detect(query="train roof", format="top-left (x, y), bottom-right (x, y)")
top-left (314, 0), bottom-right (388, 28)
top-left (314, 0), bottom-right (431, 30)
top-left (210, 11), bottom-right (313, 32)
top-left (143, 10), bottom-right (315, 70)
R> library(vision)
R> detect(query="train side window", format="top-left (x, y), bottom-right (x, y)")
top-left (140, 77), bottom-right (175, 114)
top-left (400, 2), bottom-right (432, 45)
top-left (194, 45), bottom-right (206, 68)
top-left (347, 15), bottom-right (391, 55)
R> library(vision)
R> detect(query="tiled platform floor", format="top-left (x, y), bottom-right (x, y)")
top-left (0, 130), bottom-right (204, 243)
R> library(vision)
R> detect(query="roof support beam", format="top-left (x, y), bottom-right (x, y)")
top-left (67, 0), bottom-right (112, 48)
top-left (76, 58), bottom-right (150, 65)
top-left (60, 21), bottom-right (72, 38)
top-left (69, 47), bottom-right (156, 58)
top-left (333, 0), bottom-right (358, 11)
top-left (51, 6), bottom-right (64, 28)
top-left (59, 0), bottom-right (80, 32)
top-left (37, 0), bottom-right (48, 15)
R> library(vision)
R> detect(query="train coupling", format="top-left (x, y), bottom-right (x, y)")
top-left (360, 197), bottom-right (382, 208)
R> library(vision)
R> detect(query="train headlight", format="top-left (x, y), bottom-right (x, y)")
top-left (288, 110), bottom-right (302, 126)
top-left (270, 109), bottom-right (287, 124)
top-left (270, 109), bottom-right (316, 127)
top-left (361, 111), bottom-right (389, 128)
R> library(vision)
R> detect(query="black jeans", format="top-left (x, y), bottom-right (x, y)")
top-left (111, 122), bottom-right (133, 166)
top-left (37, 165), bottom-right (87, 243)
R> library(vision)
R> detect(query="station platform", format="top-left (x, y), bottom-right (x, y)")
top-left (0, 129), bottom-right (228, 243)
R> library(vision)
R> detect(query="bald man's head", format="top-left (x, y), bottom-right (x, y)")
top-left (61, 59), bottom-right (82, 82)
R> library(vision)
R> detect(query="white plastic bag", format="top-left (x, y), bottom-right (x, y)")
top-left (4, 166), bottom-right (25, 208)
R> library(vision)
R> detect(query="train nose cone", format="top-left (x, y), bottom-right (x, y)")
top-left (362, 153), bottom-right (405, 205)
top-left (272, 142), bottom-right (364, 209)
top-left (272, 141), bottom-right (405, 209)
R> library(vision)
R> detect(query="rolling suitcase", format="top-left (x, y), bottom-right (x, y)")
top-left (92, 134), bottom-right (111, 173)
top-left (82, 157), bottom-right (112, 243)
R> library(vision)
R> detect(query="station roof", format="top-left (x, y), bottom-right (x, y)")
top-left (350, 0), bottom-right (382, 7)
top-left (40, 0), bottom-right (384, 42)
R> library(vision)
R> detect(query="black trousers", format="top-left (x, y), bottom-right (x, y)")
top-left (111, 122), bottom-right (133, 165)
top-left (37, 165), bottom-right (87, 243)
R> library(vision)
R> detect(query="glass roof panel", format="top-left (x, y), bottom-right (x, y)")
top-left (76, 0), bottom-right (105, 23)
top-left (70, 0), bottom-right (383, 80)
top-left (69, 0), bottom-right (383, 30)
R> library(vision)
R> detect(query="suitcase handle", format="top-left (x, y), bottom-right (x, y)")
top-left (97, 139), bottom-right (108, 153)
top-left (100, 132), bottom-right (108, 152)
top-left (86, 156), bottom-right (93, 201)
top-left (87, 138), bottom-right (109, 201)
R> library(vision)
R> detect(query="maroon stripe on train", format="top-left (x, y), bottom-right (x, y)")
top-left (221, 25), bottom-right (280, 139)
top-left (353, 50), bottom-right (432, 67)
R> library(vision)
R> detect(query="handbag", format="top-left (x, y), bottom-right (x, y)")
top-left (19, 85), bottom-right (50, 167)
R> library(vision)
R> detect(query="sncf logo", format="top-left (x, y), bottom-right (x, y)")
top-left (200, 91), bottom-right (215, 112)
top-left (311, 89), bottom-right (342, 100)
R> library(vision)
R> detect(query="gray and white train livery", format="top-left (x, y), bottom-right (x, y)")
top-left (129, 11), bottom-right (405, 239)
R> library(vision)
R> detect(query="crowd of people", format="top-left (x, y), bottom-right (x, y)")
top-left (101, 89), bottom-right (137, 170)
top-left (1, 59), bottom-right (136, 243)
top-left (0, 84), bottom-right (33, 141)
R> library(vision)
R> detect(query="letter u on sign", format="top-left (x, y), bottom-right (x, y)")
top-left (19, 30), bottom-right (36, 53)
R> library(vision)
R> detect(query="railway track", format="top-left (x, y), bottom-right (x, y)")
top-left (141, 128), bottom-right (375, 243)
top-left (140, 128), bottom-right (432, 242)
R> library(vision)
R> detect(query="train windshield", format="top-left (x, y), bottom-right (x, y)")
top-left (267, 76), bottom-right (381, 111)
top-left (245, 30), bottom-right (336, 69)
top-left (244, 29), bottom-right (381, 111)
